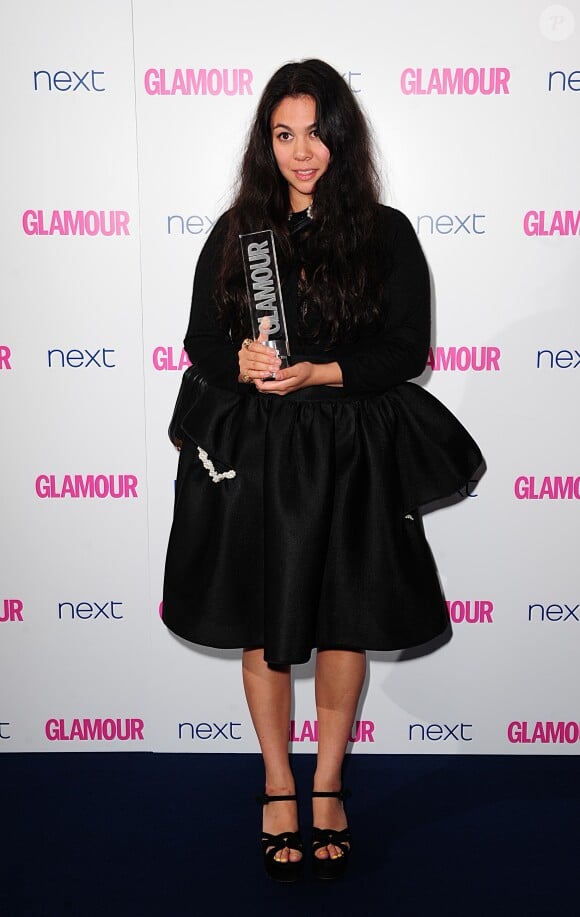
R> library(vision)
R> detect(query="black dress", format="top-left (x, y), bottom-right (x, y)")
top-left (162, 206), bottom-right (483, 664)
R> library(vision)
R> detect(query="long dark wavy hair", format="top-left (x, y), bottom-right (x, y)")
top-left (215, 59), bottom-right (384, 345)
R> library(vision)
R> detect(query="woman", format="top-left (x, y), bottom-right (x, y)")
top-left (163, 59), bottom-right (482, 882)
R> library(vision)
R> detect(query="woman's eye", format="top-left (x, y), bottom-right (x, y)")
top-left (311, 129), bottom-right (320, 138)
top-left (276, 131), bottom-right (292, 141)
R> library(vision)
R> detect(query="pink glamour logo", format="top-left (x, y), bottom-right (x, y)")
top-left (152, 346), bottom-right (191, 371)
top-left (523, 210), bottom-right (580, 236)
top-left (144, 68), bottom-right (253, 96)
top-left (508, 721), bottom-right (580, 744)
top-left (426, 346), bottom-right (500, 371)
top-left (35, 474), bottom-right (138, 499)
top-left (290, 720), bottom-right (374, 743)
top-left (447, 600), bottom-right (493, 624)
top-left (514, 476), bottom-right (580, 500)
top-left (401, 67), bottom-right (510, 95)
top-left (22, 210), bottom-right (130, 236)
top-left (1, 599), bottom-right (23, 622)
top-left (45, 718), bottom-right (144, 741)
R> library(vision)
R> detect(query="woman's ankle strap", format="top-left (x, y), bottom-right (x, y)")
top-left (312, 789), bottom-right (350, 800)
top-left (257, 793), bottom-right (298, 805)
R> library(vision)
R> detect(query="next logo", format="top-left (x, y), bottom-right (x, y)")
top-left (409, 722), bottom-right (473, 741)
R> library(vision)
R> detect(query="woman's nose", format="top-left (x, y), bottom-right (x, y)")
top-left (294, 137), bottom-right (312, 160)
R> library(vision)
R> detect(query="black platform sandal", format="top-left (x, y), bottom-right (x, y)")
top-left (311, 790), bottom-right (352, 880)
top-left (258, 793), bottom-right (304, 883)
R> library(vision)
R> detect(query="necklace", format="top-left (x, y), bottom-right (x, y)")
top-left (288, 204), bottom-right (312, 220)
top-left (288, 205), bottom-right (313, 235)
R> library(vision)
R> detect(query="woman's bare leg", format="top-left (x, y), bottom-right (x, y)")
top-left (242, 648), bottom-right (301, 862)
top-left (313, 649), bottom-right (366, 859)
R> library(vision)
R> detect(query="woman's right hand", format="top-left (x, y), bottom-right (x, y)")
top-left (238, 335), bottom-right (281, 384)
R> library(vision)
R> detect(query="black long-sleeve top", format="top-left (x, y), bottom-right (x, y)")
top-left (183, 205), bottom-right (430, 395)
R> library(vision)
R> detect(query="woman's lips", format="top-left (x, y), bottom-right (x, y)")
top-left (294, 169), bottom-right (317, 180)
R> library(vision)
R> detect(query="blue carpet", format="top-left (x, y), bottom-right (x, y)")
top-left (1, 753), bottom-right (577, 916)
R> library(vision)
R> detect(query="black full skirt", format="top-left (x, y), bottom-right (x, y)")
top-left (162, 376), bottom-right (483, 664)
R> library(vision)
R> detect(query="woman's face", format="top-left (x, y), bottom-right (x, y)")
top-left (270, 94), bottom-right (331, 212)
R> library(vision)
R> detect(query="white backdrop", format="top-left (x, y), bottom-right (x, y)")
top-left (1, 0), bottom-right (579, 754)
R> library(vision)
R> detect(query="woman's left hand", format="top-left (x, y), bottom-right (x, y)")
top-left (255, 361), bottom-right (343, 395)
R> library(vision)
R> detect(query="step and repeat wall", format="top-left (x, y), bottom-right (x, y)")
top-left (1, 0), bottom-right (578, 754)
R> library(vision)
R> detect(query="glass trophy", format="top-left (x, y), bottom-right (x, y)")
top-left (239, 229), bottom-right (290, 369)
